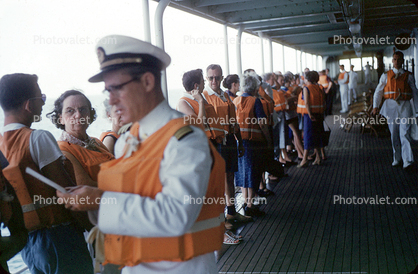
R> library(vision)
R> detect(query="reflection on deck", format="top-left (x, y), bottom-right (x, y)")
top-left (217, 113), bottom-right (418, 273)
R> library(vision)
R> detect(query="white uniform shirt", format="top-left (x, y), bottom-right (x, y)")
top-left (373, 68), bottom-right (418, 119)
top-left (348, 71), bottom-right (358, 89)
top-left (1, 123), bottom-right (63, 169)
top-left (204, 84), bottom-right (227, 102)
top-left (101, 100), bottom-right (217, 274)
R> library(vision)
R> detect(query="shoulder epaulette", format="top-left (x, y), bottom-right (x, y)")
top-left (174, 126), bottom-right (193, 141)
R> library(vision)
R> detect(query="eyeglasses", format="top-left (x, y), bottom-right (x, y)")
top-left (29, 94), bottom-right (47, 103)
top-left (103, 77), bottom-right (139, 95)
top-left (64, 106), bottom-right (90, 116)
top-left (207, 76), bottom-right (223, 82)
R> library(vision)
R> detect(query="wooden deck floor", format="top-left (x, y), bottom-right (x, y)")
top-left (217, 114), bottom-right (418, 274)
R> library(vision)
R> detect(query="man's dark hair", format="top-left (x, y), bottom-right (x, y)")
top-left (223, 74), bottom-right (239, 89)
top-left (0, 73), bottom-right (39, 111)
top-left (393, 51), bottom-right (404, 60)
top-left (182, 69), bottom-right (203, 91)
top-left (47, 90), bottom-right (96, 130)
top-left (305, 71), bottom-right (319, 83)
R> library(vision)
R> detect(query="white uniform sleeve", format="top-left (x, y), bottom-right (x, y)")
top-left (408, 73), bottom-right (418, 112)
top-left (98, 126), bottom-right (212, 237)
top-left (373, 73), bottom-right (388, 108)
top-left (30, 130), bottom-right (64, 170)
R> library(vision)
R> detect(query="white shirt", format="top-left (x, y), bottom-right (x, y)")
top-left (204, 84), bottom-right (227, 102)
top-left (100, 100), bottom-right (217, 274)
top-left (1, 123), bottom-right (63, 169)
top-left (348, 70), bottom-right (358, 89)
top-left (373, 68), bottom-right (418, 118)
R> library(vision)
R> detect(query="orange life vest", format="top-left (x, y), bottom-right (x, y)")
top-left (58, 138), bottom-right (114, 182)
top-left (233, 96), bottom-right (265, 141)
top-left (99, 131), bottom-right (119, 143)
top-left (179, 97), bottom-right (225, 143)
top-left (383, 70), bottom-right (412, 101)
top-left (98, 118), bottom-right (225, 267)
top-left (0, 128), bottom-right (73, 231)
top-left (338, 71), bottom-right (349, 84)
top-left (318, 75), bottom-right (329, 88)
top-left (257, 87), bottom-right (274, 126)
top-left (297, 84), bottom-right (325, 115)
top-left (203, 90), bottom-right (236, 134)
top-left (272, 89), bottom-right (287, 112)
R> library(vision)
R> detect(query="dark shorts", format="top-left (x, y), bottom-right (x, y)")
top-left (215, 134), bottom-right (238, 173)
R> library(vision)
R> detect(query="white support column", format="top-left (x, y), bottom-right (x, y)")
top-left (141, 0), bottom-right (151, 42)
top-left (154, 0), bottom-right (171, 99)
top-left (282, 44), bottom-right (285, 73)
top-left (237, 25), bottom-right (244, 83)
top-left (224, 24), bottom-right (230, 76)
top-left (258, 32), bottom-right (265, 75)
top-left (268, 38), bottom-right (273, 72)
top-left (300, 50), bottom-right (303, 73)
top-left (316, 55), bottom-right (319, 70)
top-left (295, 50), bottom-right (298, 73)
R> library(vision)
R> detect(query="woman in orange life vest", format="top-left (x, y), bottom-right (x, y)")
top-left (233, 72), bottom-right (273, 217)
top-left (278, 74), bottom-right (304, 161)
top-left (99, 99), bottom-right (124, 155)
top-left (318, 69), bottom-right (334, 116)
top-left (296, 71), bottom-right (326, 168)
top-left (223, 74), bottom-right (240, 99)
top-left (47, 90), bottom-right (114, 187)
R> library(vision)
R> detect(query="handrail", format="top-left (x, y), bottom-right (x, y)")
top-left (11, 266), bottom-right (29, 274)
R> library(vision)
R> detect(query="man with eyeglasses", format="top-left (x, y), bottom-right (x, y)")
top-left (0, 73), bottom-right (93, 273)
top-left (57, 35), bottom-right (225, 274)
top-left (203, 64), bottom-right (249, 225)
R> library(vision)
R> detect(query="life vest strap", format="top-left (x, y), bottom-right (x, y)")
top-left (187, 213), bottom-right (224, 234)
top-left (21, 202), bottom-right (50, 213)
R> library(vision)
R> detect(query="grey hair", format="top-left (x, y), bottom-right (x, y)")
top-left (103, 98), bottom-right (112, 116)
top-left (243, 71), bottom-right (260, 94)
top-left (262, 73), bottom-right (274, 82)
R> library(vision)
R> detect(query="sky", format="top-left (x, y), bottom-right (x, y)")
top-left (0, 0), bottom-right (321, 117)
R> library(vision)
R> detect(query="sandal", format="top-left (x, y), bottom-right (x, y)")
top-left (225, 230), bottom-right (243, 241)
top-left (223, 233), bottom-right (240, 245)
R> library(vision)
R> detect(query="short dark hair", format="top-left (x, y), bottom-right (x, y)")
top-left (305, 71), bottom-right (319, 83)
top-left (182, 69), bottom-right (203, 91)
top-left (47, 90), bottom-right (96, 130)
top-left (0, 73), bottom-right (39, 111)
top-left (393, 51), bottom-right (404, 60)
top-left (284, 74), bottom-right (293, 84)
top-left (223, 74), bottom-right (239, 89)
top-left (206, 64), bottom-right (223, 76)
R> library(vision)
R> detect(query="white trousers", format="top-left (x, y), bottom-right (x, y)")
top-left (339, 84), bottom-right (349, 112)
top-left (348, 88), bottom-right (357, 105)
top-left (387, 118), bottom-right (414, 167)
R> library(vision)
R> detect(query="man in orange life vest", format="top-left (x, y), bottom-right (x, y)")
top-left (0, 74), bottom-right (93, 273)
top-left (372, 51), bottom-right (418, 170)
top-left (338, 64), bottom-right (349, 113)
top-left (57, 35), bottom-right (225, 273)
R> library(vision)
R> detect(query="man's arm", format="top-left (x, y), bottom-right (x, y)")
top-left (372, 73), bottom-right (388, 115)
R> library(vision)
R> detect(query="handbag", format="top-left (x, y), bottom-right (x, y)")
top-left (323, 120), bottom-right (331, 147)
